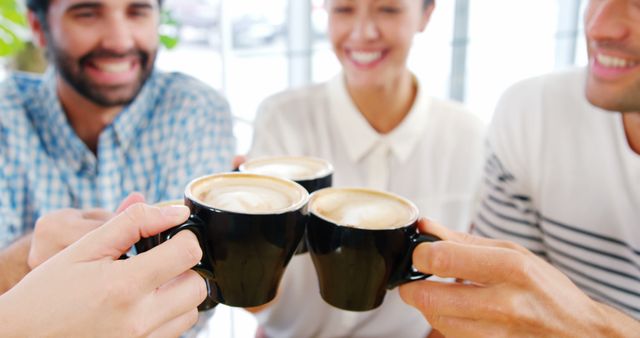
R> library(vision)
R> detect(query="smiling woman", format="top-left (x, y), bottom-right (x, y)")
top-left (245, 1), bottom-right (486, 338)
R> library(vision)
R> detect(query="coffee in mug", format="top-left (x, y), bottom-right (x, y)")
top-left (240, 156), bottom-right (333, 253)
top-left (306, 187), bottom-right (439, 311)
top-left (239, 156), bottom-right (333, 195)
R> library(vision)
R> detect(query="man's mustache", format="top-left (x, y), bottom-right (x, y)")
top-left (79, 49), bottom-right (149, 66)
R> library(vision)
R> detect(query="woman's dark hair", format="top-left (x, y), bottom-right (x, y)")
top-left (424, 0), bottom-right (434, 7)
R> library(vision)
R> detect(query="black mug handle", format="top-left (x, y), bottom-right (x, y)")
top-left (388, 232), bottom-right (440, 288)
top-left (120, 215), bottom-right (206, 261)
top-left (165, 214), bottom-right (218, 311)
top-left (165, 214), bottom-right (207, 270)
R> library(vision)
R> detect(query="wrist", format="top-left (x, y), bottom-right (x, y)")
top-left (0, 290), bottom-right (31, 337)
top-left (0, 234), bottom-right (32, 294)
top-left (592, 301), bottom-right (640, 338)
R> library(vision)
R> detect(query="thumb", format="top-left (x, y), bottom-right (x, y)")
top-left (232, 155), bottom-right (246, 170)
top-left (68, 203), bottom-right (190, 261)
top-left (116, 192), bottom-right (146, 213)
top-left (418, 218), bottom-right (512, 249)
top-left (417, 218), bottom-right (454, 241)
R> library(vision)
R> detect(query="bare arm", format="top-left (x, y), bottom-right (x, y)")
top-left (0, 234), bottom-right (31, 294)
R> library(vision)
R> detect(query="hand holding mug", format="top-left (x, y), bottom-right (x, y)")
top-left (140, 172), bottom-right (309, 308)
top-left (0, 203), bottom-right (206, 337)
top-left (398, 219), bottom-right (639, 337)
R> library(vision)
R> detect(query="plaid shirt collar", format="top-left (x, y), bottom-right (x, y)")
top-left (26, 68), bottom-right (160, 173)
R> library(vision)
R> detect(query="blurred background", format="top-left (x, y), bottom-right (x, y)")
top-left (0, 0), bottom-right (589, 155)
top-left (0, 0), bottom-right (588, 336)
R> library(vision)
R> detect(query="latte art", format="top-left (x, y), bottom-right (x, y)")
top-left (189, 173), bottom-right (307, 214)
top-left (241, 156), bottom-right (333, 181)
top-left (309, 188), bottom-right (418, 230)
top-left (197, 185), bottom-right (294, 213)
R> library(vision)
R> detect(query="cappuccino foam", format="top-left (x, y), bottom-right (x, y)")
top-left (190, 174), bottom-right (306, 214)
top-left (241, 156), bottom-right (332, 181)
top-left (310, 189), bottom-right (417, 230)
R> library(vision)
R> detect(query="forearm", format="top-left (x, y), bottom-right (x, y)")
top-left (0, 234), bottom-right (31, 294)
top-left (0, 289), bottom-right (29, 337)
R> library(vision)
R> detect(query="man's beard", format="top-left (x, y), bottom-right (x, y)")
top-left (48, 39), bottom-right (156, 107)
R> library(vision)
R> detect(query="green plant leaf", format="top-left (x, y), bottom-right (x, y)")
top-left (159, 34), bottom-right (179, 50)
top-left (1, 10), bottom-right (28, 27)
top-left (159, 8), bottom-right (180, 50)
top-left (0, 0), bottom-right (26, 25)
top-left (0, 0), bottom-right (20, 10)
top-left (0, 23), bottom-right (23, 57)
top-left (0, 0), bottom-right (27, 57)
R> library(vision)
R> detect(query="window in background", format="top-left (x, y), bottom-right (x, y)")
top-left (575, 0), bottom-right (589, 66)
top-left (156, 0), bottom-right (289, 154)
top-left (406, 0), bottom-right (456, 100)
top-left (465, 0), bottom-right (586, 122)
top-left (0, 0), bottom-right (587, 148)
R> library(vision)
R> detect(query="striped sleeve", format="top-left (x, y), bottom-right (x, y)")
top-left (471, 75), bottom-right (546, 256)
top-left (471, 72), bottom-right (640, 320)
top-left (471, 152), bottom-right (547, 258)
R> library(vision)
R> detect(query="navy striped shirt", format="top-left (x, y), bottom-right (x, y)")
top-left (472, 69), bottom-right (640, 319)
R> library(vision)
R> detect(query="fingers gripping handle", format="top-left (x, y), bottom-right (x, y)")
top-left (165, 215), bottom-right (206, 271)
top-left (165, 215), bottom-right (218, 311)
top-left (388, 233), bottom-right (440, 288)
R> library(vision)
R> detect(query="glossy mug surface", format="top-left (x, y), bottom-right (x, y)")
top-left (240, 156), bottom-right (333, 253)
top-left (306, 187), bottom-right (439, 311)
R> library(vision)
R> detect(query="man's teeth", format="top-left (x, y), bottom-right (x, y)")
top-left (351, 51), bottom-right (382, 64)
top-left (95, 62), bottom-right (131, 73)
top-left (596, 54), bottom-right (637, 68)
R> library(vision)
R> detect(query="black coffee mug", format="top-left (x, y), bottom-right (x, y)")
top-left (140, 173), bottom-right (309, 308)
top-left (239, 156), bottom-right (333, 254)
top-left (306, 187), bottom-right (440, 311)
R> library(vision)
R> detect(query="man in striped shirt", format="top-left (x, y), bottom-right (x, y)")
top-left (399, 0), bottom-right (639, 336)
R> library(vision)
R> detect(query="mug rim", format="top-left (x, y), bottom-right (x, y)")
top-left (307, 187), bottom-right (420, 230)
top-left (185, 172), bottom-right (309, 215)
top-left (239, 155), bottom-right (334, 181)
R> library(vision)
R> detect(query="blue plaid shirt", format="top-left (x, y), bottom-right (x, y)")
top-left (0, 69), bottom-right (235, 249)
